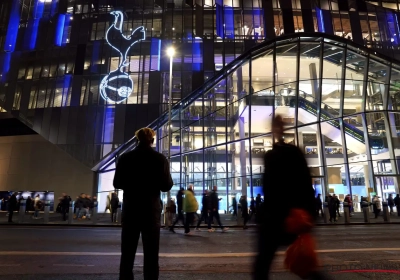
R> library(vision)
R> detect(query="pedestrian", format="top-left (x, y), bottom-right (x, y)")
top-left (170, 187), bottom-right (185, 233)
top-left (8, 192), bottom-right (17, 223)
top-left (33, 194), bottom-right (41, 219)
top-left (209, 186), bottom-right (229, 232)
top-left (113, 127), bottom-right (173, 280)
top-left (239, 195), bottom-right (249, 229)
top-left (388, 194), bottom-right (394, 214)
top-left (394, 194), bottom-right (400, 216)
top-left (26, 196), bottom-right (32, 213)
top-left (195, 190), bottom-right (211, 231)
top-left (61, 193), bottom-right (70, 221)
top-left (183, 185), bottom-right (198, 235)
top-left (253, 115), bottom-right (324, 280)
top-left (110, 192), bottom-right (119, 222)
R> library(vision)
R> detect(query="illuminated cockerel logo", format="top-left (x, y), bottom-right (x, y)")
top-left (100, 11), bottom-right (145, 103)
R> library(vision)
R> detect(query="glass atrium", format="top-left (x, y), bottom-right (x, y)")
top-left (96, 34), bottom-right (400, 213)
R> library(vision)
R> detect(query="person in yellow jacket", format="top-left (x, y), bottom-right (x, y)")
top-left (183, 185), bottom-right (198, 235)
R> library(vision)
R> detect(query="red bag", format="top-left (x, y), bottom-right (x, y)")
top-left (284, 233), bottom-right (318, 279)
top-left (285, 208), bottom-right (313, 234)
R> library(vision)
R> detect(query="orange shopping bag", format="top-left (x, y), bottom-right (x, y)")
top-left (284, 233), bottom-right (318, 279)
top-left (285, 208), bottom-right (313, 235)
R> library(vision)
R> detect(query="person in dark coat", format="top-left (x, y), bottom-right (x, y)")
top-left (239, 195), bottom-right (249, 229)
top-left (26, 196), bottom-right (32, 213)
top-left (195, 190), bottom-right (212, 230)
top-left (114, 127), bottom-right (173, 280)
top-left (110, 192), bottom-right (119, 222)
top-left (170, 187), bottom-right (185, 232)
top-left (61, 193), bottom-right (70, 221)
top-left (8, 192), bottom-right (17, 223)
top-left (253, 115), bottom-right (324, 280)
top-left (394, 194), bottom-right (400, 216)
top-left (209, 186), bottom-right (228, 232)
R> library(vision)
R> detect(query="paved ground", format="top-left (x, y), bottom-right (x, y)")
top-left (2, 210), bottom-right (400, 226)
top-left (1, 225), bottom-right (400, 279)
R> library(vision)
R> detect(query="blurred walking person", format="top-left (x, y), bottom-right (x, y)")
top-left (183, 185), bottom-right (198, 235)
top-left (209, 186), bottom-right (229, 232)
top-left (239, 195), bottom-right (249, 229)
top-left (253, 115), bottom-right (324, 280)
top-left (114, 127), bottom-right (173, 280)
top-left (170, 187), bottom-right (185, 233)
top-left (195, 190), bottom-right (211, 231)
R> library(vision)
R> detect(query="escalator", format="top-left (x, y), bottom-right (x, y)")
top-left (290, 95), bottom-right (385, 153)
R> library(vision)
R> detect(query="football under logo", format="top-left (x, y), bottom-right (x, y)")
top-left (100, 11), bottom-right (145, 103)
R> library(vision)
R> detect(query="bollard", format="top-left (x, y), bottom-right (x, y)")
top-left (43, 200), bottom-right (50, 223)
top-left (116, 202), bottom-right (122, 223)
top-left (18, 199), bottom-right (26, 224)
top-left (362, 201), bottom-right (370, 223)
top-left (343, 202), bottom-right (350, 224)
top-left (382, 201), bottom-right (390, 222)
top-left (68, 201), bottom-right (75, 224)
top-left (92, 201), bottom-right (98, 224)
top-left (323, 202), bottom-right (330, 223)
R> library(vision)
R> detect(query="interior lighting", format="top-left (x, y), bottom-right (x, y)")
top-left (167, 47), bottom-right (175, 57)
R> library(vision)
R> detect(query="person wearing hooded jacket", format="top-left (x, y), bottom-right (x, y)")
top-left (183, 185), bottom-right (198, 235)
top-left (114, 127), bottom-right (173, 280)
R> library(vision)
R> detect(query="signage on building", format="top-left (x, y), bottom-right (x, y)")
top-left (100, 11), bottom-right (145, 104)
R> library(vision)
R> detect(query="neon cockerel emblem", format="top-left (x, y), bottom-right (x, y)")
top-left (100, 11), bottom-right (145, 103)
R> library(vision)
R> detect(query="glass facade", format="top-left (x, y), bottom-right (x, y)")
top-left (0, 0), bottom-right (399, 210)
top-left (96, 34), bottom-right (400, 213)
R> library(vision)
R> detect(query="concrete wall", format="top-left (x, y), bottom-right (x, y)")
top-left (0, 135), bottom-right (93, 200)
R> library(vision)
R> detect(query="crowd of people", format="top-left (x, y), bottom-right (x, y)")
top-left (113, 118), bottom-right (327, 280)
top-left (2, 193), bottom-right (44, 222)
top-left (55, 193), bottom-right (98, 221)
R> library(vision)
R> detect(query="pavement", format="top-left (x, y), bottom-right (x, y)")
top-left (2, 210), bottom-right (400, 226)
top-left (1, 225), bottom-right (400, 279)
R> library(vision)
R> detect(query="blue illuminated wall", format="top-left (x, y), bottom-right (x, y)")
top-left (23, 0), bottom-right (45, 50)
top-left (4, 0), bottom-right (20, 52)
top-left (0, 53), bottom-right (11, 83)
top-left (192, 41), bottom-right (202, 71)
top-left (54, 14), bottom-right (71, 46)
top-left (150, 38), bottom-right (161, 71)
top-left (216, 3), bottom-right (235, 39)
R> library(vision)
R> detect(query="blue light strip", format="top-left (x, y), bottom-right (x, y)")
top-left (104, 107), bottom-right (114, 143)
top-left (62, 15), bottom-right (71, 45)
top-left (0, 53), bottom-right (11, 83)
top-left (55, 14), bottom-right (66, 46)
top-left (24, 0), bottom-right (45, 50)
top-left (4, 0), bottom-right (20, 52)
top-left (91, 41), bottom-right (101, 73)
top-left (50, 0), bottom-right (58, 16)
top-left (150, 38), bottom-right (161, 71)
top-left (224, 6), bottom-right (234, 39)
top-left (315, 8), bottom-right (325, 33)
top-left (216, 4), bottom-right (224, 38)
top-left (393, 13), bottom-right (400, 45)
top-left (192, 40), bottom-right (202, 71)
top-left (62, 74), bottom-right (72, 107)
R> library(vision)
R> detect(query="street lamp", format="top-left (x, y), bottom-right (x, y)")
top-left (166, 46), bottom-right (174, 227)
top-left (167, 47), bottom-right (174, 163)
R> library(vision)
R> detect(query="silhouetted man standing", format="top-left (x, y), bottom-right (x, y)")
top-left (114, 128), bottom-right (173, 280)
top-left (253, 115), bottom-right (321, 280)
top-left (8, 192), bottom-right (17, 223)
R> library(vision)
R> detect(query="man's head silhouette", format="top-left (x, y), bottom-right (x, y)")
top-left (135, 128), bottom-right (155, 146)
